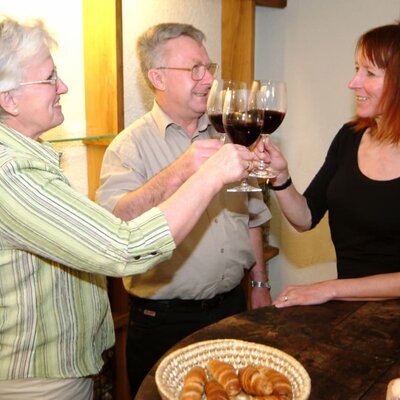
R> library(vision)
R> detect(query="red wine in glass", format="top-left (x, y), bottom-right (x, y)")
top-left (251, 80), bottom-right (287, 179)
top-left (208, 113), bottom-right (224, 133)
top-left (222, 86), bottom-right (263, 192)
top-left (263, 110), bottom-right (286, 134)
top-left (207, 79), bottom-right (229, 142)
top-left (224, 110), bottom-right (263, 147)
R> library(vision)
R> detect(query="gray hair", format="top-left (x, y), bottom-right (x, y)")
top-left (136, 23), bottom-right (206, 87)
top-left (0, 15), bottom-right (57, 93)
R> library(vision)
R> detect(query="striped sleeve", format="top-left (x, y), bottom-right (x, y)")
top-left (0, 154), bottom-right (176, 277)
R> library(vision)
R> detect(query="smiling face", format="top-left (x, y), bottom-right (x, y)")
top-left (8, 51), bottom-right (68, 140)
top-left (348, 50), bottom-right (385, 120)
top-left (151, 36), bottom-right (214, 130)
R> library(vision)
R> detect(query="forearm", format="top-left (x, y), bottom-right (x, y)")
top-left (132, 142), bottom-right (253, 246)
top-left (114, 163), bottom-right (185, 221)
top-left (248, 226), bottom-right (268, 281)
top-left (158, 168), bottom-right (222, 245)
top-left (331, 273), bottom-right (400, 300)
top-left (112, 140), bottom-right (220, 221)
top-left (275, 272), bottom-right (400, 308)
top-left (272, 173), bottom-right (312, 232)
top-left (248, 226), bottom-right (272, 308)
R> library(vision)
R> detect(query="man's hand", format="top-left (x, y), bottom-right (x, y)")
top-left (173, 139), bottom-right (223, 184)
top-left (200, 143), bottom-right (256, 187)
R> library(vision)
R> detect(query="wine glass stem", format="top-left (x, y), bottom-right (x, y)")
top-left (259, 133), bottom-right (267, 170)
top-left (240, 180), bottom-right (250, 190)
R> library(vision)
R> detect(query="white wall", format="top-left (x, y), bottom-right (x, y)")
top-left (2, 0), bottom-right (87, 194)
top-left (255, 0), bottom-right (400, 298)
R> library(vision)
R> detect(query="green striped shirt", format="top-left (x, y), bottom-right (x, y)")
top-left (0, 122), bottom-right (175, 379)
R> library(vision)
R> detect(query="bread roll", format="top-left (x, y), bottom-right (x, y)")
top-left (238, 365), bottom-right (273, 396)
top-left (207, 359), bottom-right (241, 396)
top-left (387, 378), bottom-right (400, 400)
top-left (205, 379), bottom-right (230, 400)
top-left (258, 366), bottom-right (292, 399)
top-left (180, 365), bottom-right (207, 400)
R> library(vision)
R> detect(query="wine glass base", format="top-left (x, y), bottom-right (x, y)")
top-left (249, 170), bottom-right (277, 179)
top-left (227, 184), bottom-right (262, 193)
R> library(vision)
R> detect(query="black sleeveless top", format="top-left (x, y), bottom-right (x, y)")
top-left (304, 123), bottom-right (400, 279)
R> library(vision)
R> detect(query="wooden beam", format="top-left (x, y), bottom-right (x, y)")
top-left (222, 0), bottom-right (255, 83)
top-left (83, 0), bottom-right (124, 200)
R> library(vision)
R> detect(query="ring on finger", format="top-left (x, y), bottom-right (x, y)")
top-left (284, 295), bottom-right (288, 302)
top-left (246, 161), bottom-right (252, 171)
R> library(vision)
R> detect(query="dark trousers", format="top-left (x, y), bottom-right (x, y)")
top-left (127, 285), bottom-right (246, 399)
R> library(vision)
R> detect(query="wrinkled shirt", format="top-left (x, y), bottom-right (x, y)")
top-left (96, 102), bottom-right (271, 299)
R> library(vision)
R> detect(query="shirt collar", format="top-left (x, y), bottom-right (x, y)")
top-left (150, 100), bottom-right (211, 140)
top-left (0, 121), bottom-right (60, 167)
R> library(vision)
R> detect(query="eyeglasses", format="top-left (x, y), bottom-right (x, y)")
top-left (156, 63), bottom-right (219, 81)
top-left (20, 69), bottom-right (58, 87)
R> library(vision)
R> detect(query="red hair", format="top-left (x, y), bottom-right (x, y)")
top-left (351, 22), bottom-right (400, 144)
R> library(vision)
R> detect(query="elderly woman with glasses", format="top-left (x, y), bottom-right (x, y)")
top-left (0, 16), bottom-right (256, 399)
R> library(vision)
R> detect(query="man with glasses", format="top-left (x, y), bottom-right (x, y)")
top-left (96, 22), bottom-right (272, 397)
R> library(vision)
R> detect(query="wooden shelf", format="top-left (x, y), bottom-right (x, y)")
top-left (256, 0), bottom-right (287, 8)
top-left (264, 244), bottom-right (279, 261)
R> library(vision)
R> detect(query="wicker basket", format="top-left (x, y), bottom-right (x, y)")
top-left (155, 338), bottom-right (311, 400)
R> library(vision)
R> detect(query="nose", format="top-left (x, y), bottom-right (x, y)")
top-left (348, 71), bottom-right (362, 90)
top-left (202, 68), bottom-right (215, 85)
top-left (56, 77), bottom-right (68, 94)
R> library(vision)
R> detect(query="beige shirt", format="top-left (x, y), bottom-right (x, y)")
top-left (96, 102), bottom-right (271, 299)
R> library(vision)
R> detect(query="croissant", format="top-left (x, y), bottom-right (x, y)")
top-left (258, 366), bottom-right (293, 400)
top-left (205, 379), bottom-right (230, 400)
top-left (238, 365), bottom-right (273, 396)
top-left (180, 366), bottom-right (207, 400)
top-left (207, 359), bottom-right (241, 396)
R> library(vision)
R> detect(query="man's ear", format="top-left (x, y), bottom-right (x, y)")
top-left (147, 69), bottom-right (166, 91)
top-left (0, 91), bottom-right (19, 116)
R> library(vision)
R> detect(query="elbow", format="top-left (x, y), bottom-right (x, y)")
top-left (292, 208), bottom-right (313, 232)
top-left (292, 224), bottom-right (311, 233)
top-left (113, 200), bottom-right (133, 222)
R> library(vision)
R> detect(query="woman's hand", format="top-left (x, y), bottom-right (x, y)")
top-left (273, 281), bottom-right (335, 308)
top-left (254, 136), bottom-right (289, 182)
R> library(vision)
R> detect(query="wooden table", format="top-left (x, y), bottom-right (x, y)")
top-left (135, 300), bottom-right (400, 399)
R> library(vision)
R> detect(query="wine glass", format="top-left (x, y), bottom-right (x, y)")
top-left (251, 80), bottom-right (287, 179)
top-left (222, 82), bottom-right (263, 192)
top-left (207, 79), bottom-right (227, 143)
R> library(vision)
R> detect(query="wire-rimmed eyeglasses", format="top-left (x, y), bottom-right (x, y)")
top-left (155, 63), bottom-right (218, 81)
top-left (20, 69), bottom-right (58, 87)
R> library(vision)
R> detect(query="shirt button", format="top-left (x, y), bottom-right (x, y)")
top-left (215, 218), bottom-right (218, 223)
top-left (220, 248), bottom-right (224, 254)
